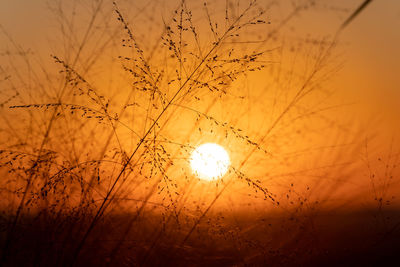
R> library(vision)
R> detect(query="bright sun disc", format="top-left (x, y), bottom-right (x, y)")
top-left (190, 143), bottom-right (230, 181)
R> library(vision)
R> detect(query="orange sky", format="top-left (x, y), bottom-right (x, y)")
top-left (1, 0), bottom-right (398, 120)
top-left (1, 0), bottom-right (399, 212)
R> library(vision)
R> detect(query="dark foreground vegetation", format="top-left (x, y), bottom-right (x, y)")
top-left (1, 209), bottom-right (400, 266)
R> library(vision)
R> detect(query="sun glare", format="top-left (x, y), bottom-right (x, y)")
top-left (190, 143), bottom-right (230, 181)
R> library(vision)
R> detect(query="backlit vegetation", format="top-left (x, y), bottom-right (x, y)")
top-left (1, 0), bottom-right (399, 265)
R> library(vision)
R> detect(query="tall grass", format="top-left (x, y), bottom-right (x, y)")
top-left (1, 0), bottom-right (399, 266)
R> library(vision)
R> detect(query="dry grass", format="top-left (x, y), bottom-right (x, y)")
top-left (0, 0), bottom-right (399, 266)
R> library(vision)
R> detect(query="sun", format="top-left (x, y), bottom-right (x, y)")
top-left (190, 143), bottom-right (230, 181)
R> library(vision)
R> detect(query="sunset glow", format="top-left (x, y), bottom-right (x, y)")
top-left (1, 0), bottom-right (400, 265)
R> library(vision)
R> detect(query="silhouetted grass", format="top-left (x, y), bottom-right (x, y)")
top-left (0, 0), bottom-right (399, 266)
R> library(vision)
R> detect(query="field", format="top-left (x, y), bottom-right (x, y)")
top-left (1, 0), bottom-right (399, 266)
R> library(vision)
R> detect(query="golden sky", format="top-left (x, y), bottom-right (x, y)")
top-left (1, 0), bottom-right (399, 211)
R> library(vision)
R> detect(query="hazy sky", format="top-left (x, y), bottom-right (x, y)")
top-left (1, 0), bottom-right (398, 97)
top-left (1, 0), bottom-right (399, 135)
